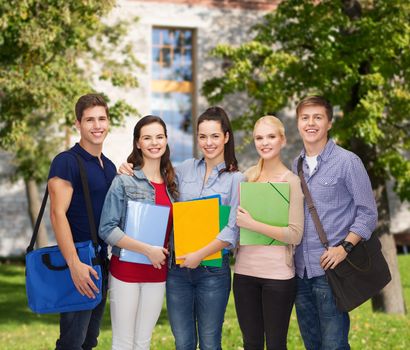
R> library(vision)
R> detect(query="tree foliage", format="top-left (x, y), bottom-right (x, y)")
top-left (0, 0), bottom-right (141, 182)
top-left (203, 0), bottom-right (410, 201)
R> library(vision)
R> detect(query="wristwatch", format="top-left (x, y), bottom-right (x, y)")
top-left (341, 240), bottom-right (354, 254)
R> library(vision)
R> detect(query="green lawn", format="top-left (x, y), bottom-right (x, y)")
top-left (1, 255), bottom-right (409, 349)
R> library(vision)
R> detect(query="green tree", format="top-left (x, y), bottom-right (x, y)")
top-left (203, 0), bottom-right (409, 314)
top-left (0, 0), bottom-right (140, 247)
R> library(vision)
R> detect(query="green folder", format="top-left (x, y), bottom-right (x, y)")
top-left (201, 205), bottom-right (231, 267)
top-left (239, 182), bottom-right (289, 246)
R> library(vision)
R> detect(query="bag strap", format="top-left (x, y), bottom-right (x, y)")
top-left (74, 153), bottom-right (99, 252)
top-left (26, 187), bottom-right (49, 253)
top-left (26, 152), bottom-right (99, 253)
top-left (297, 157), bottom-right (329, 249)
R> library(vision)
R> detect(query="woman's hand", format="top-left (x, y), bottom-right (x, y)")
top-left (236, 206), bottom-right (255, 230)
top-left (177, 251), bottom-right (202, 269)
top-left (147, 246), bottom-right (168, 269)
top-left (118, 162), bottom-right (134, 176)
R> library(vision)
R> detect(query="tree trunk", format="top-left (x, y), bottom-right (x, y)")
top-left (371, 183), bottom-right (406, 314)
top-left (25, 179), bottom-right (48, 248)
top-left (350, 140), bottom-right (406, 314)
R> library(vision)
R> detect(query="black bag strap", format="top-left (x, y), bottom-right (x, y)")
top-left (26, 187), bottom-right (49, 253)
top-left (297, 157), bottom-right (329, 249)
top-left (74, 153), bottom-right (99, 253)
top-left (26, 152), bottom-right (99, 254)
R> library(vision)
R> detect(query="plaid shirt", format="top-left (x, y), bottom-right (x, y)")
top-left (292, 139), bottom-right (377, 278)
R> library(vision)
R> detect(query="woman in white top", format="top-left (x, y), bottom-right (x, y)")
top-left (234, 116), bottom-right (304, 350)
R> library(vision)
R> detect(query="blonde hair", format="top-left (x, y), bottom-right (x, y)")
top-left (245, 116), bottom-right (286, 182)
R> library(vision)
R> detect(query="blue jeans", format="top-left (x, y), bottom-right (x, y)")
top-left (295, 274), bottom-right (350, 350)
top-left (166, 254), bottom-right (231, 350)
top-left (55, 262), bottom-right (108, 350)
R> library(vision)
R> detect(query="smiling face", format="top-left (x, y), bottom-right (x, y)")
top-left (137, 122), bottom-right (167, 161)
top-left (76, 106), bottom-right (109, 151)
top-left (297, 105), bottom-right (332, 152)
top-left (253, 120), bottom-right (285, 161)
top-left (197, 120), bottom-right (229, 163)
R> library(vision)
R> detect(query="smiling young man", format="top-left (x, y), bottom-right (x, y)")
top-left (292, 96), bottom-right (377, 350)
top-left (48, 94), bottom-right (116, 350)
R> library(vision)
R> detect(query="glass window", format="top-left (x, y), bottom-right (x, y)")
top-left (152, 28), bottom-right (194, 163)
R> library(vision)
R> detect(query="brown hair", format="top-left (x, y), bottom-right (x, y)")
top-left (127, 115), bottom-right (178, 199)
top-left (296, 95), bottom-right (333, 122)
top-left (197, 106), bottom-right (238, 173)
top-left (75, 94), bottom-right (109, 121)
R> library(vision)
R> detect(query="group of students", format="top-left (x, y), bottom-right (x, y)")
top-left (48, 93), bottom-right (377, 350)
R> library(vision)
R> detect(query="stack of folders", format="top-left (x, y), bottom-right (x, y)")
top-left (173, 196), bottom-right (231, 268)
top-left (120, 201), bottom-right (170, 264)
top-left (239, 182), bottom-right (289, 246)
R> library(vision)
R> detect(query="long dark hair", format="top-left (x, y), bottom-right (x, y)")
top-left (197, 106), bottom-right (238, 173)
top-left (127, 115), bottom-right (178, 198)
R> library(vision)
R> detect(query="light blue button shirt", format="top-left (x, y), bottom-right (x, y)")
top-left (176, 158), bottom-right (245, 249)
top-left (293, 139), bottom-right (378, 279)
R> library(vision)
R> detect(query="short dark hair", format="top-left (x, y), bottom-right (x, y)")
top-left (197, 106), bottom-right (238, 173)
top-left (75, 94), bottom-right (109, 121)
top-left (296, 95), bottom-right (333, 122)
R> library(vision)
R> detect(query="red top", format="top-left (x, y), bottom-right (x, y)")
top-left (110, 181), bottom-right (173, 283)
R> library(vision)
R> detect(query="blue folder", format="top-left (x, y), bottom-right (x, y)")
top-left (120, 201), bottom-right (170, 265)
top-left (191, 194), bottom-right (222, 205)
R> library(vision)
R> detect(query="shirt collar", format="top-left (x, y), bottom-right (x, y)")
top-left (299, 139), bottom-right (336, 162)
top-left (133, 167), bottom-right (147, 180)
top-left (198, 157), bottom-right (226, 172)
top-left (72, 143), bottom-right (108, 163)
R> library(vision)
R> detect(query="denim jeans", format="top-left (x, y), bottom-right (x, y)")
top-left (55, 261), bottom-right (108, 350)
top-left (295, 274), bottom-right (350, 350)
top-left (166, 254), bottom-right (231, 350)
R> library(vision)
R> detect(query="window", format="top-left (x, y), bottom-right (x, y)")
top-left (151, 28), bottom-right (195, 163)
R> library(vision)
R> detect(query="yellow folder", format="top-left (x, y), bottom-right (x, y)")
top-left (173, 198), bottom-right (222, 264)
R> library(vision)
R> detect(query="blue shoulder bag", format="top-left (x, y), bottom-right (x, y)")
top-left (25, 153), bottom-right (103, 314)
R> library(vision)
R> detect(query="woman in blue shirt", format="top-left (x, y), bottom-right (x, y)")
top-left (168, 107), bottom-right (243, 350)
top-left (120, 107), bottom-right (244, 350)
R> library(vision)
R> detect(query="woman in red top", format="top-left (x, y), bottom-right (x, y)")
top-left (99, 115), bottom-right (177, 350)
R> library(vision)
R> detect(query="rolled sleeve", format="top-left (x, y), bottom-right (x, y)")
top-left (98, 176), bottom-right (127, 246)
top-left (216, 172), bottom-right (245, 248)
top-left (346, 157), bottom-right (378, 240)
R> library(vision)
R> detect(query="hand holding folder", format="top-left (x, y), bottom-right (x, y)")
top-left (239, 182), bottom-right (289, 246)
top-left (120, 201), bottom-right (170, 265)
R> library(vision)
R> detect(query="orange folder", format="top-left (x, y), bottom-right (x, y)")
top-left (173, 198), bottom-right (222, 264)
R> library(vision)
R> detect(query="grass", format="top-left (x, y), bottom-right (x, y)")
top-left (1, 255), bottom-right (409, 349)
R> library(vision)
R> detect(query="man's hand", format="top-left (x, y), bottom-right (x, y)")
top-left (320, 246), bottom-right (347, 270)
top-left (177, 251), bottom-right (202, 269)
top-left (118, 162), bottom-right (134, 176)
top-left (69, 259), bottom-right (100, 299)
